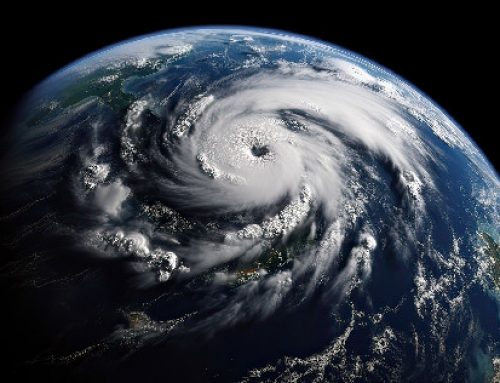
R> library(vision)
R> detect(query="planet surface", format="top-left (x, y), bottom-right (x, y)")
top-left (1, 27), bottom-right (499, 382)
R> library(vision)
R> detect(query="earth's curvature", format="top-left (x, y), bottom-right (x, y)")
top-left (1, 27), bottom-right (499, 382)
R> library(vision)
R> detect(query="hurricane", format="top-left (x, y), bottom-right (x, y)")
top-left (1, 27), bottom-right (498, 382)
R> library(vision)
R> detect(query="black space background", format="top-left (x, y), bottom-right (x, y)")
top-left (0, 6), bottom-right (497, 170)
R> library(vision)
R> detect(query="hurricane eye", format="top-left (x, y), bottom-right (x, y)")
top-left (251, 144), bottom-right (269, 157)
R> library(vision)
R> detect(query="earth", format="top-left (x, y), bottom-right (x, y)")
top-left (0, 27), bottom-right (499, 382)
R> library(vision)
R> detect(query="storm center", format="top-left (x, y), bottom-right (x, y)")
top-left (251, 145), bottom-right (269, 157)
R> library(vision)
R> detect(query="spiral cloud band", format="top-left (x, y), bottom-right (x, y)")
top-left (115, 60), bottom-right (434, 291)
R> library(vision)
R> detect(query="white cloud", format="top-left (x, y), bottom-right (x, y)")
top-left (94, 180), bottom-right (130, 217)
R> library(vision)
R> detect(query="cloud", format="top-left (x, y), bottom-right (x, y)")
top-left (94, 180), bottom-right (130, 217)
